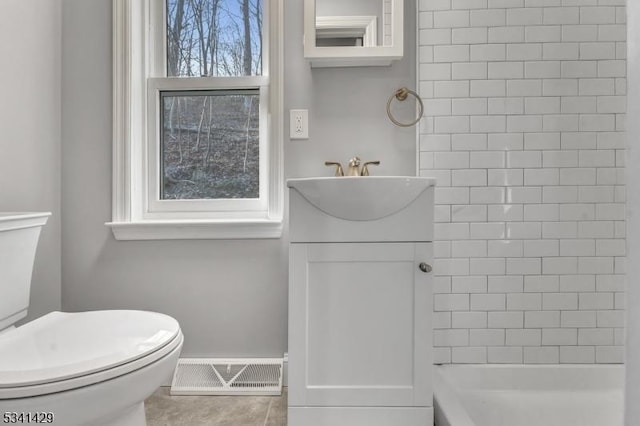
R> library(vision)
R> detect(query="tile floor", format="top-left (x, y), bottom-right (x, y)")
top-left (145, 387), bottom-right (287, 426)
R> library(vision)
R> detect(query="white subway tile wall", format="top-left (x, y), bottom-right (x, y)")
top-left (384, 0), bottom-right (392, 46)
top-left (418, 0), bottom-right (626, 364)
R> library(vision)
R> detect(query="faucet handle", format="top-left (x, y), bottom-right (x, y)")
top-left (361, 161), bottom-right (380, 176)
top-left (325, 161), bottom-right (344, 176)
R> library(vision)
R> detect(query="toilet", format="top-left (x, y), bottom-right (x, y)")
top-left (0, 213), bottom-right (183, 426)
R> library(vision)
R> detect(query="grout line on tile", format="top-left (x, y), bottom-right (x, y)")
top-left (262, 397), bottom-right (274, 426)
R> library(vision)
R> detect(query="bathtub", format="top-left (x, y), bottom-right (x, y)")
top-left (434, 364), bottom-right (623, 426)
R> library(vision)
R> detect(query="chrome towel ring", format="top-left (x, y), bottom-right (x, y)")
top-left (386, 87), bottom-right (424, 128)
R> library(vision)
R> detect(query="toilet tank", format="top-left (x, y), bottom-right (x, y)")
top-left (0, 213), bottom-right (50, 331)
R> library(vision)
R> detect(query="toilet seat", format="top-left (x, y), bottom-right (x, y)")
top-left (0, 310), bottom-right (183, 399)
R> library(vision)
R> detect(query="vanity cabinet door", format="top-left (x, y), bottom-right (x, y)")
top-left (288, 242), bottom-right (433, 408)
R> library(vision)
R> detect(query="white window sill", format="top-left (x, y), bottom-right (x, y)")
top-left (106, 219), bottom-right (283, 240)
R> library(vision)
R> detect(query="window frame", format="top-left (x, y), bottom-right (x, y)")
top-left (147, 80), bottom-right (268, 218)
top-left (109, 0), bottom-right (283, 240)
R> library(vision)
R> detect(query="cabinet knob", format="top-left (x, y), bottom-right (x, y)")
top-left (419, 262), bottom-right (432, 273)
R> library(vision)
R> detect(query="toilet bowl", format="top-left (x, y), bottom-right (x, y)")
top-left (0, 213), bottom-right (183, 426)
top-left (0, 310), bottom-right (183, 426)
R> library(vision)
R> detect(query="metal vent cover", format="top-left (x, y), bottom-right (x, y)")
top-left (170, 358), bottom-right (283, 396)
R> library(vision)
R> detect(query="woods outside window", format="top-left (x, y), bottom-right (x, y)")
top-left (110, 0), bottom-right (283, 240)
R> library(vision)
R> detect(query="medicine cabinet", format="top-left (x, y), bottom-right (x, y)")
top-left (303, 0), bottom-right (404, 67)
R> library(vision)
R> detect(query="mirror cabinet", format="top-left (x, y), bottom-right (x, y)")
top-left (303, 0), bottom-right (404, 67)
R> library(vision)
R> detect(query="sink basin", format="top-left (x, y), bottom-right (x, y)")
top-left (287, 177), bottom-right (436, 221)
top-left (0, 213), bottom-right (50, 232)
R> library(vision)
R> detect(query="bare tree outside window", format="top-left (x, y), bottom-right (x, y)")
top-left (163, 0), bottom-right (263, 200)
top-left (167, 0), bottom-right (262, 77)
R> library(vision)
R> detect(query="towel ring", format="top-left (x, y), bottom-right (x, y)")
top-left (386, 87), bottom-right (424, 128)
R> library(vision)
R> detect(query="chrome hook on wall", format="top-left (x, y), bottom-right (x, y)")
top-left (386, 87), bottom-right (424, 128)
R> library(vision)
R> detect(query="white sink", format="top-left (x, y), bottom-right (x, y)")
top-left (0, 213), bottom-right (50, 232)
top-left (287, 176), bottom-right (435, 221)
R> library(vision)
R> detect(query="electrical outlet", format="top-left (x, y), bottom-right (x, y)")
top-left (290, 109), bottom-right (309, 140)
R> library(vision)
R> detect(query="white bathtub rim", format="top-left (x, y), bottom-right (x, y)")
top-left (433, 364), bottom-right (624, 426)
top-left (434, 367), bottom-right (475, 426)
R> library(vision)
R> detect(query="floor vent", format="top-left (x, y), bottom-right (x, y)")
top-left (170, 358), bottom-right (283, 396)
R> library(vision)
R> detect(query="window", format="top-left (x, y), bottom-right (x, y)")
top-left (158, 90), bottom-right (260, 201)
top-left (109, 0), bottom-right (283, 240)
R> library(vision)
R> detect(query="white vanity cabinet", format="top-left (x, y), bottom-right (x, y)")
top-left (287, 177), bottom-right (435, 426)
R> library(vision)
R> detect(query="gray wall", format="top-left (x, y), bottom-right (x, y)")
top-left (60, 0), bottom-right (416, 357)
top-left (0, 0), bottom-right (62, 322)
